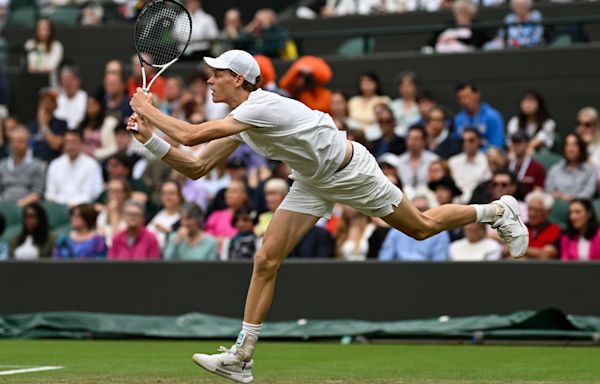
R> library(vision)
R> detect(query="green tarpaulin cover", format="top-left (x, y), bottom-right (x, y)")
top-left (1, 308), bottom-right (599, 340)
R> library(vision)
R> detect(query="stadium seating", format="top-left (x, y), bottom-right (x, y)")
top-left (533, 150), bottom-right (563, 171)
top-left (40, 201), bottom-right (71, 237)
top-left (0, 202), bottom-right (22, 242)
top-left (0, 202), bottom-right (72, 243)
top-left (549, 199), bottom-right (569, 229)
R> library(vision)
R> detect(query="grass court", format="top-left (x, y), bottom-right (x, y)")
top-left (1, 339), bottom-right (599, 383)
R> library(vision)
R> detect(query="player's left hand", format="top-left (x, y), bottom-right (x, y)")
top-left (127, 114), bottom-right (153, 144)
top-left (130, 88), bottom-right (153, 115)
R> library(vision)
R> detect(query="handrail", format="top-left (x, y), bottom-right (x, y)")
top-left (280, 14), bottom-right (600, 40)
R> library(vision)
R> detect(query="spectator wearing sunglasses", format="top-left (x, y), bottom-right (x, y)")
top-left (425, 107), bottom-right (461, 160)
top-left (545, 133), bottom-right (596, 201)
top-left (369, 105), bottom-right (406, 157)
top-left (574, 107), bottom-right (600, 166)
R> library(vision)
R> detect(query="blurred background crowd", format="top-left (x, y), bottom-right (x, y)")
top-left (0, 0), bottom-right (598, 261)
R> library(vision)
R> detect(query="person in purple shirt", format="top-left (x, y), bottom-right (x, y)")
top-left (53, 203), bottom-right (107, 259)
top-left (454, 82), bottom-right (505, 149)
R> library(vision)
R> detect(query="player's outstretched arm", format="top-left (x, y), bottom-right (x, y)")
top-left (130, 88), bottom-right (251, 146)
top-left (127, 114), bottom-right (241, 180)
top-left (162, 136), bottom-right (241, 180)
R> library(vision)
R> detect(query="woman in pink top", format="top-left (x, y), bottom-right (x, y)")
top-left (560, 199), bottom-right (600, 261)
top-left (108, 200), bottom-right (161, 260)
top-left (205, 180), bottom-right (249, 240)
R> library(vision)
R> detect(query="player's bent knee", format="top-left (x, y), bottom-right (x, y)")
top-left (253, 249), bottom-right (282, 278)
top-left (408, 229), bottom-right (430, 241)
top-left (405, 222), bottom-right (437, 241)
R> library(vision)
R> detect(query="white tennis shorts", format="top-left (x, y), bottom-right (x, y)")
top-left (279, 141), bottom-right (403, 218)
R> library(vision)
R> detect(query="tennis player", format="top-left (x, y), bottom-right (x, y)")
top-left (128, 49), bottom-right (528, 383)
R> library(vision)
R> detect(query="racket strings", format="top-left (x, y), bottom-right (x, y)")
top-left (134, 1), bottom-right (192, 66)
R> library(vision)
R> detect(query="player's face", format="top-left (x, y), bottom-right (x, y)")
top-left (207, 69), bottom-right (236, 103)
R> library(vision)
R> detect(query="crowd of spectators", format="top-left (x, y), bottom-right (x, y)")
top-left (0, 5), bottom-right (599, 262)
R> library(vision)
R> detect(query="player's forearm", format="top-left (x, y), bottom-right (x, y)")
top-left (161, 145), bottom-right (209, 180)
top-left (139, 105), bottom-right (198, 145)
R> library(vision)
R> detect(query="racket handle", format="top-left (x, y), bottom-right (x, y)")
top-left (131, 113), bottom-right (140, 132)
top-left (130, 89), bottom-right (149, 132)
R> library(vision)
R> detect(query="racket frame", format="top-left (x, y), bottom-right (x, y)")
top-left (131, 0), bottom-right (192, 131)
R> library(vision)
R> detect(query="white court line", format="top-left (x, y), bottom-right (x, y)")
top-left (0, 366), bottom-right (64, 375)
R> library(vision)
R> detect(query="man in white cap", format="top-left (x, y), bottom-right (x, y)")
top-left (129, 49), bottom-right (527, 383)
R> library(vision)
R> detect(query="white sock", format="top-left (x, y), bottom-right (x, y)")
top-left (234, 322), bottom-right (262, 361)
top-left (471, 204), bottom-right (503, 224)
top-left (241, 322), bottom-right (262, 339)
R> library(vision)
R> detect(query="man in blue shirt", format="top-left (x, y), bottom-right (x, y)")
top-left (378, 196), bottom-right (450, 261)
top-left (454, 82), bottom-right (505, 149)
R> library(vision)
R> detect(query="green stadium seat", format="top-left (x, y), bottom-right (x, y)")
top-left (551, 133), bottom-right (562, 154)
top-left (7, 6), bottom-right (36, 27)
top-left (532, 150), bottom-right (563, 171)
top-left (549, 199), bottom-right (569, 229)
top-left (48, 6), bottom-right (81, 26)
top-left (0, 202), bottom-right (23, 242)
top-left (593, 199), bottom-right (600, 219)
top-left (52, 224), bottom-right (71, 238)
top-left (337, 37), bottom-right (375, 57)
top-left (41, 201), bottom-right (71, 232)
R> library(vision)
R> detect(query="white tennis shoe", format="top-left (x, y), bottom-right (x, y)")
top-left (491, 195), bottom-right (529, 258)
top-left (192, 345), bottom-right (254, 383)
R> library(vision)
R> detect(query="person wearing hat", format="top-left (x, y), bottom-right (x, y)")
top-left (128, 49), bottom-right (528, 382)
top-left (428, 176), bottom-right (462, 205)
top-left (429, 176), bottom-right (464, 241)
top-left (508, 131), bottom-right (546, 195)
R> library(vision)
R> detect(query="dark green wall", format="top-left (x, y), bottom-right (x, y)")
top-left (1, 261), bottom-right (599, 321)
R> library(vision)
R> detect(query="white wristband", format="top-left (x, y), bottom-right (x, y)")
top-left (143, 133), bottom-right (170, 158)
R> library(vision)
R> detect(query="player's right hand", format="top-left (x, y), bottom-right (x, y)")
top-left (127, 114), bottom-right (152, 144)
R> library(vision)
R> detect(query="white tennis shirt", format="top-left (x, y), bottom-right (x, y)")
top-left (230, 89), bottom-right (347, 183)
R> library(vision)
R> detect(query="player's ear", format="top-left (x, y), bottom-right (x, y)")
top-left (234, 75), bottom-right (245, 88)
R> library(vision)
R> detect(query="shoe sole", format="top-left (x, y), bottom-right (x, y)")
top-left (500, 196), bottom-right (528, 259)
top-left (192, 354), bottom-right (254, 383)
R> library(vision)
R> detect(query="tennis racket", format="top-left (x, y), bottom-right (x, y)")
top-left (131, 0), bottom-right (192, 130)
